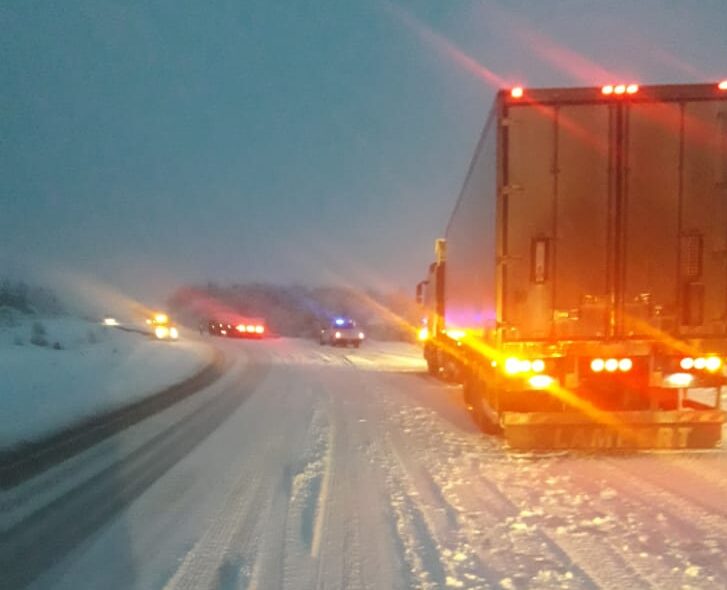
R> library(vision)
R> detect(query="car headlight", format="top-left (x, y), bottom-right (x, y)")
top-left (358, 332), bottom-right (365, 339)
top-left (335, 331), bottom-right (342, 339)
top-left (155, 326), bottom-right (169, 339)
top-left (170, 327), bottom-right (179, 339)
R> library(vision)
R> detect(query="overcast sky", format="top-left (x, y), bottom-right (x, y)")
top-left (2, 0), bottom-right (726, 305)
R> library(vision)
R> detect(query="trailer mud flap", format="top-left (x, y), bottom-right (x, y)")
top-left (502, 410), bottom-right (725, 450)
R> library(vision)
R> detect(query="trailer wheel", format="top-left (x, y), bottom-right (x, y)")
top-left (464, 373), bottom-right (501, 435)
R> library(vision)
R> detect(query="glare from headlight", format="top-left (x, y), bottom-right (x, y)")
top-left (155, 326), bottom-right (169, 339)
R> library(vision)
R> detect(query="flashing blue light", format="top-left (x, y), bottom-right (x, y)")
top-left (334, 318), bottom-right (345, 326)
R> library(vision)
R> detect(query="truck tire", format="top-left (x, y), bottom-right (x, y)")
top-left (426, 357), bottom-right (439, 376)
top-left (463, 373), bottom-right (501, 435)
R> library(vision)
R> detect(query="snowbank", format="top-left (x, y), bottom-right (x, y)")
top-left (0, 314), bottom-right (212, 449)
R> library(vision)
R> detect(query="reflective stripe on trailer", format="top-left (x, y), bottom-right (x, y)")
top-left (502, 410), bottom-right (725, 426)
top-left (502, 410), bottom-right (725, 450)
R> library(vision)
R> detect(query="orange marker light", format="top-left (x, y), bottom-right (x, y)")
top-left (511, 86), bottom-right (524, 98)
top-left (601, 85), bottom-right (614, 95)
top-left (626, 84), bottom-right (639, 94)
top-left (719, 80), bottom-right (727, 90)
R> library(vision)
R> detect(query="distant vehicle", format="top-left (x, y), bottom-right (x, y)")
top-left (417, 81), bottom-right (727, 450)
top-left (320, 318), bottom-right (365, 347)
top-left (208, 318), bottom-right (266, 339)
top-left (147, 312), bottom-right (179, 341)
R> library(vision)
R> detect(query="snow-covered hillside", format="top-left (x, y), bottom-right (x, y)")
top-left (0, 313), bottom-right (212, 449)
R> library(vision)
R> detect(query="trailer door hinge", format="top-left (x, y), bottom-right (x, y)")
top-left (502, 184), bottom-right (523, 195)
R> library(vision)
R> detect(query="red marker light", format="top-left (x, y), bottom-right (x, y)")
top-left (718, 80), bottom-right (727, 90)
top-left (614, 84), bottom-right (626, 95)
top-left (626, 84), bottom-right (639, 94)
top-left (601, 85), bottom-right (614, 95)
top-left (510, 86), bottom-right (524, 99)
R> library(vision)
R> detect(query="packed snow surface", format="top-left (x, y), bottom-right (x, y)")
top-left (4, 337), bottom-right (727, 589)
top-left (0, 315), bottom-right (211, 449)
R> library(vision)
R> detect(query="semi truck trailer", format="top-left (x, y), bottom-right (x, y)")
top-left (418, 81), bottom-right (727, 449)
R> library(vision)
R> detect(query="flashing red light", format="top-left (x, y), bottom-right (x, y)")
top-left (601, 85), bottom-right (614, 95)
top-left (614, 84), bottom-right (626, 95)
top-left (719, 80), bottom-right (727, 90)
top-left (510, 86), bottom-right (524, 99)
top-left (236, 324), bottom-right (245, 332)
top-left (626, 84), bottom-right (639, 94)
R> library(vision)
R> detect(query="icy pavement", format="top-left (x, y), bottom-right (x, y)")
top-left (4, 337), bottom-right (727, 589)
top-left (0, 315), bottom-right (212, 449)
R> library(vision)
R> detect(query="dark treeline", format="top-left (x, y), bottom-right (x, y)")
top-left (0, 279), bottom-right (64, 316)
top-left (168, 283), bottom-right (420, 341)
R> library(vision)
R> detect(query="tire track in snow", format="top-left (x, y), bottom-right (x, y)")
top-left (1, 360), bottom-right (270, 590)
top-left (376, 386), bottom-right (606, 589)
top-left (604, 454), bottom-right (727, 518)
top-left (310, 417), bottom-right (334, 559)
top-left (162, 473), bottom-right (267, 590)
top-left (376, 398), bottom-right (501, 589)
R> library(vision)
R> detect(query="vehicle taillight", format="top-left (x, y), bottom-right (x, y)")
top-left (705, 357), bottom-right (721, 372)
top-left (718, 80), bottom-right (727, 90)
top-left (255, 325), bottom-right (265, 334)
top-left (510, 86), bottom-right (524, 98)
top-left (528, 374), bottom-right (554, 389)
top-left (591, 358), bottom-right (631, 372)
top-left (591, 358), bottom-right (605, 372)
top-left (604, 358), bottom-right (619, 372)
top-left (602, 83), bottom-right (638, 96)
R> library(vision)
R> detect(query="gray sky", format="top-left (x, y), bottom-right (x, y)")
top-left (2, 0), bottom-right (726, 305)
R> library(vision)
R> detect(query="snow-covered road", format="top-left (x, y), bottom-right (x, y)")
top-left (3, 337), bottom-right (727, 589)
